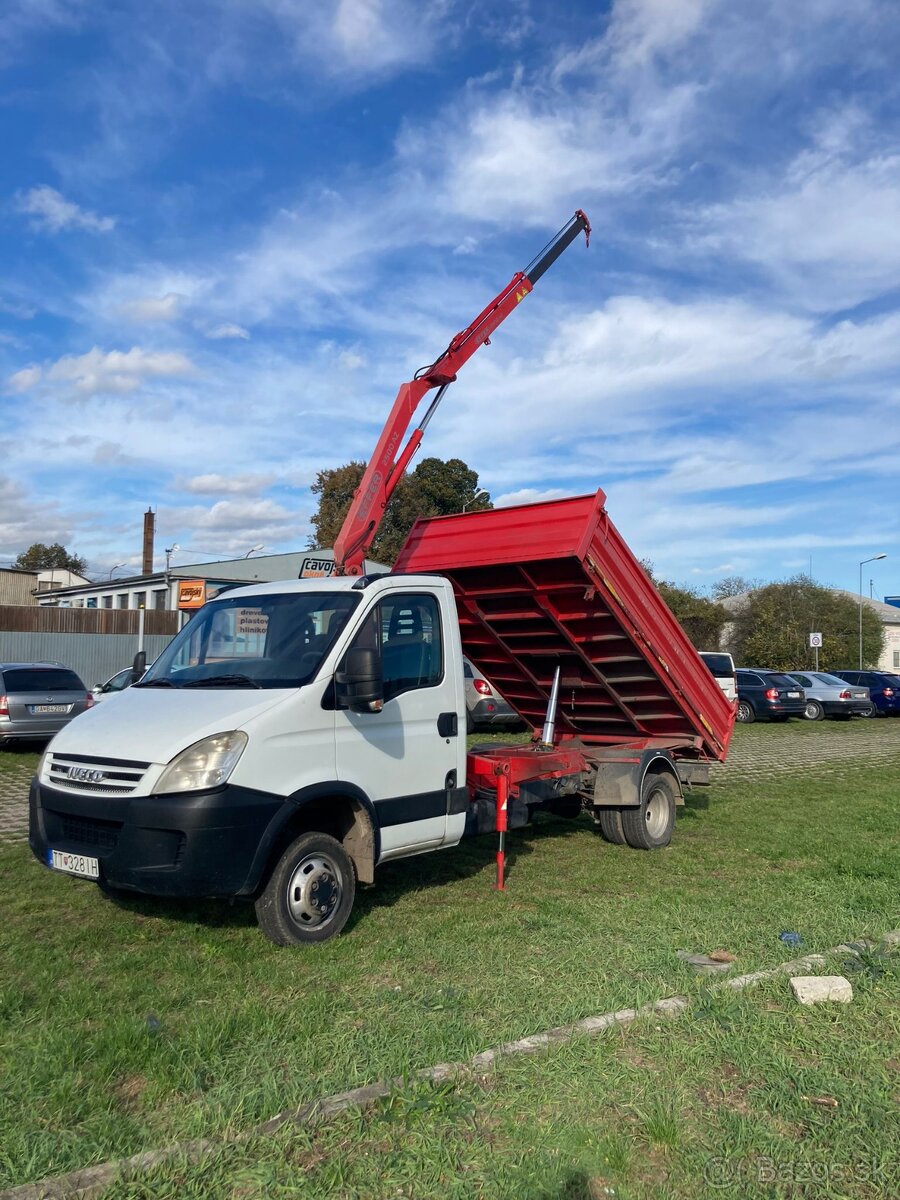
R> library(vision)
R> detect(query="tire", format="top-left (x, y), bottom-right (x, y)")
top-left (622, 774), bottom-right (676, 851)
top-left (596, 807), bottom-right (626, 844)
top-left (255, 832), bottom-right (355, 946)
top-left (736, 700), bottom-right (755, 723)
top-left (802, 700), bottom-right (824, 721)
top-left (858, 704), bottom-right (877, 717)
top-left (466, 708), bottom-right (475, 734)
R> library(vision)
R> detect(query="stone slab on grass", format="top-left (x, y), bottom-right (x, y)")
top-left (790, 975), bottom-right (854, 1005)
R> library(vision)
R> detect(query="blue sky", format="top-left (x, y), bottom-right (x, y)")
top-left (1, 0), bottom-right (898, 597)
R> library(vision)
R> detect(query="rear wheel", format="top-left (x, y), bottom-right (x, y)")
top-left (622, 774), bottom-right (676, 850)
top-left (255, 832), bottom-right (355, 946)
top-left (802, 700), bottom-right (824, 720)
top-left (858, 703), bottom-right (876, 717)
top-left (596, 807), bottom-right (626, 844)
top-left (736, 700), bottom-right (755, 723)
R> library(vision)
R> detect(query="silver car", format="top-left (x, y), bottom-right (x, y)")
top-left (786, 671), bottom-right (872, 720)
top-left (0, 663), bottom-right (93, 745)
top-left (463, 656), bottom-right (522, 733)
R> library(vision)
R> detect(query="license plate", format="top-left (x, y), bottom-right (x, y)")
top-left (29, 704), bottom-right (69, 714)
top-left (852, 691), bottom-right (867, 699)
top-left (787, 691), bottom-right (800, 698)
top-left (48, 849), bottom-right (100, 878)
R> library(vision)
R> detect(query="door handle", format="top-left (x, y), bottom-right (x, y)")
top-left (437, 711), bottom-right (458, 737)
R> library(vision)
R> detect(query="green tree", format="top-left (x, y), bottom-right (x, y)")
top-left (14, 542), bottom-right (87, 575)
top-left (309, 457), bottom-right (491, 566)
top-left (727, 575), bottom-right (884, 670)
top-left (638, 560), bottom-right (729, 649)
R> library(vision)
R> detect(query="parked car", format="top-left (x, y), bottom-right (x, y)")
top-left (735, 669), bottom-right (806, 723)
top-left (0, 663), bottom-right (93, 745)
top-left (830, 671), bottom-right (900, 716)
top-left (785, 671), bottom-right (872, 720)
top-left (463, 656), bottom-right (521, 732)
top-left (699, 651), bottom-right (737, 703)
top-left (92, 667), bottom-right (135, 702)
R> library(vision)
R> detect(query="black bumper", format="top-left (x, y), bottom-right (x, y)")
top-left (29, 778), bottom-right (284, 898)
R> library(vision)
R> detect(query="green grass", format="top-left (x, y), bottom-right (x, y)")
top-left (0, 724), bottom-right (898, 1196)
top-left (0, 744), bottom-right (41, 773)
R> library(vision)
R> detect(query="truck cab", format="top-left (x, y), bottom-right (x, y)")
top-left (29, 574), bottom-right (469, 944)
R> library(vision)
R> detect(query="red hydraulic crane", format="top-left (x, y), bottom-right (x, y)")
top-left (333, 210), bottom-right (591, 575)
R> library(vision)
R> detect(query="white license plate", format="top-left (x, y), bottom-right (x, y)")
top-left (30, 704), bottom-right (69, 714)
top-left (787, 691), bottom-right (800, 698)
top-left (49, 849), bottom-right (100, 878)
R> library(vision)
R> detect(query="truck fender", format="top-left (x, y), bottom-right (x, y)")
top-left (590, 750), bottom-right (683, 808)
top-left (242, 782), bottom-right (381, 893)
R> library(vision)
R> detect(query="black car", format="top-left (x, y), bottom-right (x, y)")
top-left (830, 671), bottom-right (900, 716)
top-left (735, 669), bottom-right (806, 723)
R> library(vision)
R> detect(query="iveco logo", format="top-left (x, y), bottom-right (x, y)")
top-left (68, 766), bottom-right (105, 784)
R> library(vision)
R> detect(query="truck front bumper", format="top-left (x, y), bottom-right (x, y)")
top-left (29, 778), bottom-right (283, 898)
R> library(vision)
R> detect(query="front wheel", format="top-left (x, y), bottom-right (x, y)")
top-left (803, 700), bottom-right (824, 721)
top-left (255, 832), bottom-right (355, 946)
top-left (622, 774), bottom-right (676, 850)
top-left (736, 700), bottom-right (755, 723)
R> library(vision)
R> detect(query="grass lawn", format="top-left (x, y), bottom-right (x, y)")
top-left (0, 723), bottom-right (898, 1196)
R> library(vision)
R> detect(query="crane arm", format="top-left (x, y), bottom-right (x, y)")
top-left (333, 209), bottom-right (591, 575)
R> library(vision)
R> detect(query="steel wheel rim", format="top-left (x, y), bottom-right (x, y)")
top-left (286, 854), bottom-right (342, 928)
top-left (644, 787), bottom-right (668, 838)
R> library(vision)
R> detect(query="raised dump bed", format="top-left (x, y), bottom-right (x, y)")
top-left (394, 488), bottom-right (734, 762)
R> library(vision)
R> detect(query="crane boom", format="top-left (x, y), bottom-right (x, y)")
top-left (333, 209), bottom-right (591, 575)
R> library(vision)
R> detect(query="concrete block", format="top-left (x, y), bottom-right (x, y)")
top-left (790, 976), bottom-right (853, 1005)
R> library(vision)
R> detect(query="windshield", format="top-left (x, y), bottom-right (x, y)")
top-left (139, 591), bottom-right (360, 689)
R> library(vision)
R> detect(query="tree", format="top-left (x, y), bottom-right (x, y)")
top-left (710, 574), bottom-right (763, 600)
top-left (638, 560), bottom-right (729, 649)
top-left (726, 575), bottom-right (884, 670)
top-left (309, 457), bottom-right (491, 566)
top-left (14, 542), bottom-right (87, 575)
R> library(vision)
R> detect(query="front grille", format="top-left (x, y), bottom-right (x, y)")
top-left (60, 815), bottom-right (121, 850)
top-left (47, 752), bottom-right (149, 795)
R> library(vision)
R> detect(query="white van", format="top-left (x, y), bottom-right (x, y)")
top-left (29, 576), bottom-right (472, 946)
top-left (698, 651), bottom-right (737, 703)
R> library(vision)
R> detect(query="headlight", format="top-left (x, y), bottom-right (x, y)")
top-left (155, 731), bottom-right (248, 794)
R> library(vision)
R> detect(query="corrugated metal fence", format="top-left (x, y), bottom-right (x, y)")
top-left (0, 633), bottom-right (175, 688)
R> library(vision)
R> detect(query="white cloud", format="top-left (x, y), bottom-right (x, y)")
top-left (119, 293), bottom-right (183, 322)
top-left (693, 140), bottom-right (900, 311)
top-left (7, 346), bottom-right (195, 396)
top-left (16, 185), bottom-right (116, 233)
top-left (181, 472), bottom-right (275, 495)
top-left (206, 323), bottom-right (250, 340)
top-left (494, 487), bottom-right (569, 507)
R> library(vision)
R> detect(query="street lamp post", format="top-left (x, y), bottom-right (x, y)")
top-left (859, 553), bottom-right (887, 668)
top-left (108, 563), bottom-right (125, 579)
top-left (463, 488), bottom-right (488, 512)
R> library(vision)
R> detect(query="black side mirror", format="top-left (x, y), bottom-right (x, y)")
top-left (335, 647), bottom-right (383, 713)
top-left (131, 650), bottom-right (147, 686)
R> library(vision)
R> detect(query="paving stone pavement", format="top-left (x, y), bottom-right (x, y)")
top-left (713, 718), bottom-right (900, 780)
top-left (0, 757), bottom-right (34, 843)
top-left (1, 721), bottom-right (899, 845)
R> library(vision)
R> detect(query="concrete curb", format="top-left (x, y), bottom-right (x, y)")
top-left (3, 930), bottom-right (897, 1200)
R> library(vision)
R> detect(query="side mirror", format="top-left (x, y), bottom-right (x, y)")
top-left (335, 647), bottom-right (384, 713)
top-left (131, 650), bottom-right (147, 686)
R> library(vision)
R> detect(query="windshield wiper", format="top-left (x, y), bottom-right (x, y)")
top-left (181, 674), bottom-right (262, 689)
top-left (134, 678), bottom-right (178, 688)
